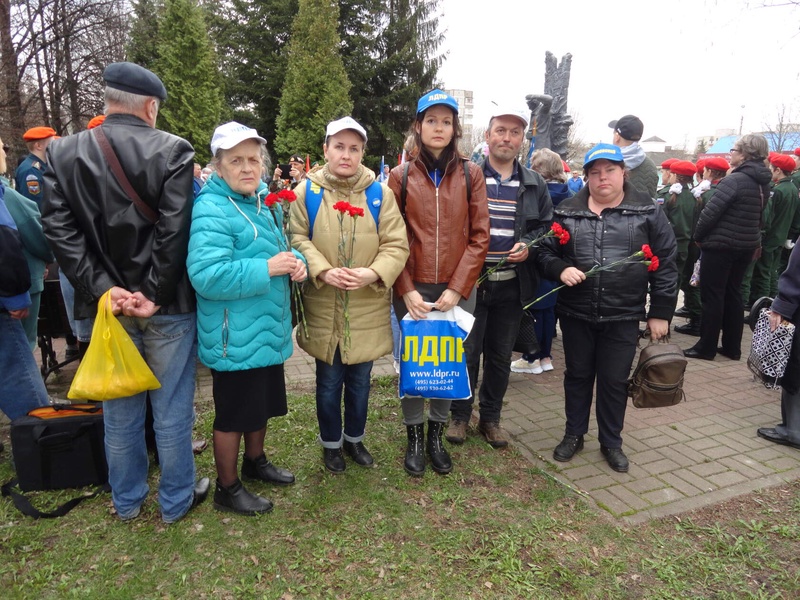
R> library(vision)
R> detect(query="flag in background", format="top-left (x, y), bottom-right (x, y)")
top-left (305, 154), bottom-right (310, 172)
top-left (379, 155), bottom-right (386, 181)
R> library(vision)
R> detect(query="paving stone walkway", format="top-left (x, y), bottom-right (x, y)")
top-left (280, 319), bottom-right (800, 524)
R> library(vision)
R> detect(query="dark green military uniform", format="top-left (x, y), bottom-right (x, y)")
top-left (14, 153), bottom-right (46, 205)
top-left (750, 177), bottom-right (800, 300)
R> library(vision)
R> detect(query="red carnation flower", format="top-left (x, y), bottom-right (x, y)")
top-left (264, 193), bottom-right (280, 207)
top-left (347, 206), bottom-right (365, 218)
top-left (647, 256), bottom-right (660, 272)
top-left (278, 189), bottom-right (297, 202)
top-left (332, 201), bottom-right (351, 213)
top-left (641, 244), bottom-right (654, 259)
top-left (551, 223), bottom-right (570, 245)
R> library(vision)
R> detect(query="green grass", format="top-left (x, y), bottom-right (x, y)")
top-left (1, 374), bottom-right (799, 599)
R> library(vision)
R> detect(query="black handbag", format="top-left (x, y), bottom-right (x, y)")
top-left (10, 403), bottom-right (109, 491)
top-left (513, 310), bottom-right (540, 355)
top-left (2, 404), bottom-right (110, 518)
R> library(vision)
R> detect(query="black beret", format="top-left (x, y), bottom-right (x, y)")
top-left (103, 62), bottom-right (167, 101)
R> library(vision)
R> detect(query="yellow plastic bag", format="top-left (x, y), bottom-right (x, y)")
top-left (68, 290), bottom-right (161, 401)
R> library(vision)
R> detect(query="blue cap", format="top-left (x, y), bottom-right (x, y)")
top-left (416, 89), bottom-right (459, 115)
top-left (583, 143), bottom-right (624, 170)
top-left (103, 62), bottom-right (167, 101)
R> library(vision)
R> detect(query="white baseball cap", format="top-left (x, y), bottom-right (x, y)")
top-left (489, 107), bottom-right (530, 129)
top-left (325, 116), bottom-right (367, 142)
top-left (210, 121), bottom-right (266, 157)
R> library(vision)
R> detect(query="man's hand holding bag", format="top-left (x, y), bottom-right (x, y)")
top-left (68, 290), bottom-right (161, 401)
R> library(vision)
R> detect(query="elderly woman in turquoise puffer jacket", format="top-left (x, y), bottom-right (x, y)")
top-left (187, 122), bottom-right (307, 517)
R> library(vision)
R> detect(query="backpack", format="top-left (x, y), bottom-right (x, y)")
top-left (628, 339), bottom-right (687, 408)
top-left (305, 179), bottom-right (383, 239)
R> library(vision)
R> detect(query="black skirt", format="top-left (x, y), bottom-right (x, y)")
top-left (211, 364), bottom-right (288, 432)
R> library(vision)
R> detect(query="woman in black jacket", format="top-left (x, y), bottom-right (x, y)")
top-left (687, 134), bottom-right (772, 360)
top-left (537, 144), bottom-right (678, 472)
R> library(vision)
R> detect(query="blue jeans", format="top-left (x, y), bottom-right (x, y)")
top-left (59, 270), bottom-right (92, 342)
top-left (0, 313), bottom-right (49, 419)
top-left (315, 347), bottom-right (372, 448)
top-left (390, 305), bottom-right (401, 362)
top-left (102, 312), bottom-right (197, 522)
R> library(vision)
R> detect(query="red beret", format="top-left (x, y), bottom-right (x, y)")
top-left (794, 147), bottom-right (800, 157)
top-left (695, 159), bottom-right (706, 174)
top-left (561, 160), bottom-right (570, 173)
top-left (769, 154), bottom-right (796, 172)
top-left (660, 158), bottom-right (677, 169)
top-left (704, 157), bottom-right (730, 172)
top-left (87, 115), bottom-right (106, 130)
top-left (670, 160), bottom-right (696, 176)
top-left (23, 126), bottom-right (57, 141)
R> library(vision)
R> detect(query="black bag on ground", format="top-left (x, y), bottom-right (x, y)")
top-left (628, 338), bottom-right (687, 408)
top-left (10, 403), bottom-right (108, 491)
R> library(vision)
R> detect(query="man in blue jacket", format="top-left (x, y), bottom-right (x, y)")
top-left (0, 138), bottom-right (50, 425)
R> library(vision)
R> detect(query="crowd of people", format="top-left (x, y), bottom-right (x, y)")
top-left (2, 61), bottom-right (800, 520)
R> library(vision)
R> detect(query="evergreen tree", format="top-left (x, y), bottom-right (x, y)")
top-left (345, 0), bottom-right (444, 169)
top-left (154, 0), bottom-right (224, 163)
top-left (126, 0), bottom-right (162, 69)
top-left (205, 0), bottom-right (298, 158)
top-left (274, 0), bottom-right (352, 159)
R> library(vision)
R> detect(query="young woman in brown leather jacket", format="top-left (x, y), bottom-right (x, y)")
top-left (387, 89), bottom-right (489, 476)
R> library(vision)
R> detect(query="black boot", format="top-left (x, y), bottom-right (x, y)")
top-left (323, 447), bottom-right (346, 473)
top-left (674, 318), bottom-right (701, 336)
top-left (404, 423), bottom-right (425, 476)
top-left (241, 453), bottom-right (295, 485)
top-left (213, 479), bottom-right (273, 516)
top-left (426, 420), bottom-right (452, 474)
top-left (343, 441), bottom-right (374, 467)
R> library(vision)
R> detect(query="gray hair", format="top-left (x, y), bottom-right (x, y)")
top-left (104, 86), bottom-right (160, 114)
top-left (530, 148), bottom-right (567, 183)
top-left (736, 134), bottom-right (769, 162)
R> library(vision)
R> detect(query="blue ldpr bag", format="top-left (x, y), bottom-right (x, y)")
top-left (398, 306), bottom-right (475, 400)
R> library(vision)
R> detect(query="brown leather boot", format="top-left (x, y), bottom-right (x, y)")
top-left (478, 421), bottom-right (509, 448)
top-left (445, 419), bottom-right (468, 444)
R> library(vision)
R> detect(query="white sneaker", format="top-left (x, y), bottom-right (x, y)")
top-left (540, 359), bottom-right (554, 372)
top-left (511, 358), bottom-right (543, 374)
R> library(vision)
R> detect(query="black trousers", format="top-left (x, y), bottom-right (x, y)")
top-left (696, 248), bottom-right (752, 357)
top-left (560, 316), bottom-right (639, 448)
top-left (452, 278), bottom-right (523, 422)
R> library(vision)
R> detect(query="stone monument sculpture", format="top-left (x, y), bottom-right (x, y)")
top-left (526, 51), bottom-right (574, 160)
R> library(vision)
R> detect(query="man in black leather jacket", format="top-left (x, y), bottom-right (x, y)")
top-left (41, 62), bottom-right (209, 523)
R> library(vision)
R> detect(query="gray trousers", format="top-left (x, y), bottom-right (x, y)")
top-left (777, 388), bottom-right (800, 444)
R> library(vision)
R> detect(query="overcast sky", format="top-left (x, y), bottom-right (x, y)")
top-left (437, 0), bottom-right (800, 150)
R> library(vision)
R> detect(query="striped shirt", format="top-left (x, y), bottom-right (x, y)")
top-left (483, 160), bottom-right (520, 265)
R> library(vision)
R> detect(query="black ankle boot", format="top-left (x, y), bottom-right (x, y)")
top-left (323, 447), bottom-right (346, 473)
top-left (343, 441), bottom-right (374, 466)
top-left (241, 453), bottom-right (295, 485)
top-left (213, 479), bottom-right (273, 516)
top-left (404, 423), bottom-right (425, 476)
top-left (426, 420), bottom-right (452, 474)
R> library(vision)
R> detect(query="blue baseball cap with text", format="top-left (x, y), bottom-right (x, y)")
top-left (583, 143), bottom-right (625, 171)
top-left (416, 89), bottom-right (459, 115)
